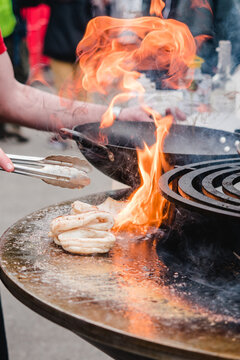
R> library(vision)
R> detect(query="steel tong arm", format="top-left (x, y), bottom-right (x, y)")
top-left (0, 154), bottom-right (92, 189)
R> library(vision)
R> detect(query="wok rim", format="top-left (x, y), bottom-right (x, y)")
top-left (73, 122), bottom-right (240, 155)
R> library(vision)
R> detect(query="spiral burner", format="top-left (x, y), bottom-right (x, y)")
top-left (159, 157), bottom-right (240, 219)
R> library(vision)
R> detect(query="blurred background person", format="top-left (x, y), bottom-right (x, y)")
top-left (19, 0), bottom-right (108, 96)
top-left (42, 0), bottom-right (109, 147)
top-left (19, 0), bottom-right (96, 148)
top-left (22, 3), bottom-right (50, 83)
top-left (142, 0), bottom-right (240, 75)
top-left (43, 0), bottom-right (92, 100)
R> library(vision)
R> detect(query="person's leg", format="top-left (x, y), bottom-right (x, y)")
top-left (47, 59), bottom-right (73, 149)
top-left (0, 296), bottom-right (9, 360)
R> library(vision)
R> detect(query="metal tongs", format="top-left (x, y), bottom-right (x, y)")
top-left (1, 154), bottom-right (92, 189)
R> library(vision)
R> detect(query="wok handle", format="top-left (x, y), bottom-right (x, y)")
top-left (59, 128), bottom-right (114, 162)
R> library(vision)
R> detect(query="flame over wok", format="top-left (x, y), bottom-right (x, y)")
top-left (75, 0), bottom-right (211, 233)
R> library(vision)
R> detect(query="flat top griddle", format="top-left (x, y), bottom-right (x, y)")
top-left (0, 190), bottom-right (240, 360)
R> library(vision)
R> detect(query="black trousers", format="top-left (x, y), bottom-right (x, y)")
top-left (0, 297), bottom-right (8, 360)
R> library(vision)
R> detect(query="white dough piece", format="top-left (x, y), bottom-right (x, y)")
top-left (49, 200), bottom-right (116, 255)
top-left (57, 228), bottom-right (116, 254)
top-left (98, 197), bottom-right (126, 218)
top-left (71, 201), bottom-right (98, 214)
top-left (50, 212), bottom-right (114, 236)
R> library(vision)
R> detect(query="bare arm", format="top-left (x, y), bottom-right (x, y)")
top-left (0, 51), bottom-right (109, 132)
top-left (0, 51), bottom-right (106, 171)
top-left (0, 51), bottom-right (151, 133)
top-left (0, 50), bottom-right (151, 171)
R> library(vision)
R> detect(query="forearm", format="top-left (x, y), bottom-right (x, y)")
top-left (0, 51), bottom-right (151, 132)
top-left (0, 51), bottom-right (107, 132)
top-left (5, 81), bottom-right (107, 133)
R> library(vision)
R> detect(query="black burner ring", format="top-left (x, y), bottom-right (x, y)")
top-left (159, 157), bottom-right (240, 219)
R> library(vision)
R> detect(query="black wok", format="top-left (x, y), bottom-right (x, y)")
top-left (60, 122), bottom-right (240, 187)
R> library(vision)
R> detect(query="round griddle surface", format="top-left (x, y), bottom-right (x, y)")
top-left (0, 190), bottom-right (239, 360)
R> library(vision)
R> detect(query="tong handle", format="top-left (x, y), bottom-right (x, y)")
top-left (1, 154), bottom-right (91, 189)
top-left (0, 164), bottom-right (70, 180)
top-left (6, 154), bottom-right (92, 171)
top-left (7, 154), bottom-right (44, 164)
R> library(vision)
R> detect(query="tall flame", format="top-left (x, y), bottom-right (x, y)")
top-left (150, 0), bottom-right (165, 17)
top-left (76, 16), bottom-right (197, 127)
top-left (114, 110), bottom-right (172, 234)
top-left (74, 0), bottom-right (210, 233)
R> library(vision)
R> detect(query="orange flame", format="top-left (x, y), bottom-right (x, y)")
top-left (76, 16), bottom-right (196, 127)
top-left (74, 0), bottom-right (206, 233)
top-left (114, 110), bottom-right (173, 234)
top-left (150, 0), bottom-right (165, 17)
top-left (150, 0), bottom-right (212, 17)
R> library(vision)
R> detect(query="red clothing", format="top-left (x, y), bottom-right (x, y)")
top-left (22, 6), bottom-right (50, 69)
top-left (0, 30), bottom-right (6, 55)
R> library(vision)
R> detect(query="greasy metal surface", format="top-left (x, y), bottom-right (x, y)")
top-left (0, 190), bottom-right (240, 360)
top-left (159, 158), bottom-right (240, 219)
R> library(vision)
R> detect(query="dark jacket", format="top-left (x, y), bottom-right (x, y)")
top-left (43, 0), bottom-right (93, 62)
top-left (143, 0), bottom-right (240, 74)
top-left (20, 0), bottom-right (93, 62)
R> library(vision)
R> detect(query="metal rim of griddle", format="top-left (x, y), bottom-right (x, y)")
top-left (1, 267), bottom-right (232, 360)
top-left (159, 157), bottom-right (240, 219)
top-left (0, 190), bottom-right (238, 360)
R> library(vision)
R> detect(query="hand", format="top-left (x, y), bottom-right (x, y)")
top-left (0, 148), bottom-right (14, 172)
top-left (118, 106), bottom-right (154, 123)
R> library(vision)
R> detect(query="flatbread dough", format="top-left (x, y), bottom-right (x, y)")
top-left (49, 199), bottom-right (116, 255)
